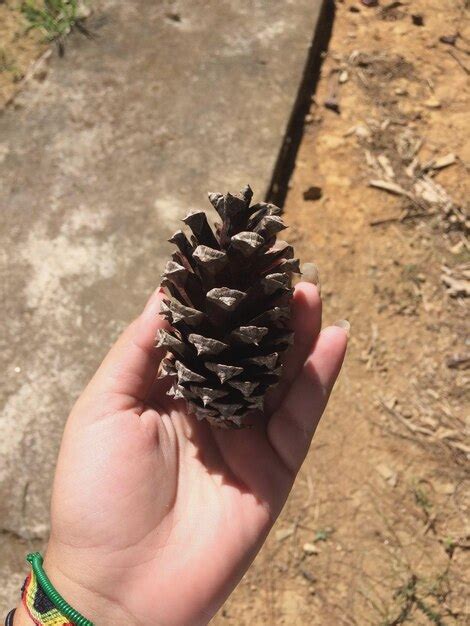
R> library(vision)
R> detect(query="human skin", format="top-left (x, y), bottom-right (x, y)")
top-left (14, 282), bottom-right (347, 626)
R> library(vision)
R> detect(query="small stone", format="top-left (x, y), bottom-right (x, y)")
top-left (303, 542), bottom-right (320, 555)
top-left (339, 70), bottom-right (349, 84)
top-left (411, 13), bottom-right (424, 26)
top-left (166, 11), bottom-right (182, 22)
top-left (324, 98), bottom-right (340, 114)
top-left (439, 34), bottom-right (457, 46)
top-left (301, 569), bottom-right (316, 584)
top-left (376, 463), bottom-right (398, 487)
top-left (424, 98), bottom-right (441, 109)
top-left (355, 124), bottom-right (371, 139)
top-left (361, 0), bottom-right (378, 6)
top-left (303, 186), bottom-right (323, 201)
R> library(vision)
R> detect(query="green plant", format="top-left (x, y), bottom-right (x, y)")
top-left (413, 485), bottom-right (432, 512)
top-left (313, 527), bottom-right (334, 542)
top-left (383, 575), bottom-right (448, 626)
top-left (21, 0), bottom-right (87, 50)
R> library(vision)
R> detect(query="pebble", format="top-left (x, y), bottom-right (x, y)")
top-left (424, 98), bottom-right (442, 109)
top-left (303, 542), bottom-right (320, 555)
top-left (411, 14), bottom-right (425, 26)
top-left (376, 463), bottom-right (398, 487)
top-left (303, 186), bottom-right (323, 201)
top-left (355, 124), bottom-right (371, 139)
top-left (439, 34), bottom-right (458, 46)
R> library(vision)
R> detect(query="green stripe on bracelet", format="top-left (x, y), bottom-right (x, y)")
top-left (26, 553), bottom-right (94, 626)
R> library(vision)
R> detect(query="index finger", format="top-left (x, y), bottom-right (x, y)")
top-left (268, 325), bottom-right (348, 474)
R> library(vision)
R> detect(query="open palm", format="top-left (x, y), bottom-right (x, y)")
top-left (35, 283), bottom-right (347, 626)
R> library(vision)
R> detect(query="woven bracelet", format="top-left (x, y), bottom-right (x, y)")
top-left (23, 553), bottom-right (94, 626)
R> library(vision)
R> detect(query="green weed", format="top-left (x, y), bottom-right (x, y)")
top-left (21, 0), bottom-right (90, 53)
top-left (413, 485), bottom-right (432, 513)
top-left (382, 574), bottom-right (452, 625)
top-left (313, 527), bottom-right (334, 542)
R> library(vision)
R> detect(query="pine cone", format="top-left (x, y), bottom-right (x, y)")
top-left (157, 185), bottom-right (300, 428)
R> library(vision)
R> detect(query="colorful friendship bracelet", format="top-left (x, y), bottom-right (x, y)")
top-left (22, 553), bottom-right (94, 626)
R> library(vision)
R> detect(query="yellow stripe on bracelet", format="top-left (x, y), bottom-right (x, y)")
top-left (23, 553), bottom-right (94, 626)
top-left (22, 568), bottom-right (74, 626)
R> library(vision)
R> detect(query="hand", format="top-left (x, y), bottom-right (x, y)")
top-left (15, 282), bottom-right (347, 626)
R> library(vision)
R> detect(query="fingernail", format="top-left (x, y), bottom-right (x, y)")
top-left (334, 319), bottom-right (350, 338)
top-left (143, 289), bottom-right (164, 316)
top-left (301, 262), bottom-right (321, 294)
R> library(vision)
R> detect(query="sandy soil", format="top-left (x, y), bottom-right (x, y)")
top-left (0, 1), bottom-right (47, 109)
top-left (215, 1), bottom-right (469, 624)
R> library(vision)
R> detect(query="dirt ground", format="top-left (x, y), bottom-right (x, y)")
top-left (215, 1), bottom-right (469, 624)
top-left (1, 0), bottom-right (468, 624)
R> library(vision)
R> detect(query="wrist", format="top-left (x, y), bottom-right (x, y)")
top-left (17, 547), bottom-right (138, 626)
top-left (12, 605), bottom-right (30, 626)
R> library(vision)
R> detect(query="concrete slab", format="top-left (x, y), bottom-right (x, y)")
top-left (0, 0), bottom-right (324, 611)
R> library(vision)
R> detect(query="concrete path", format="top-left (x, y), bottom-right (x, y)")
top-left (0, 0), bottom-right (324, 611)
